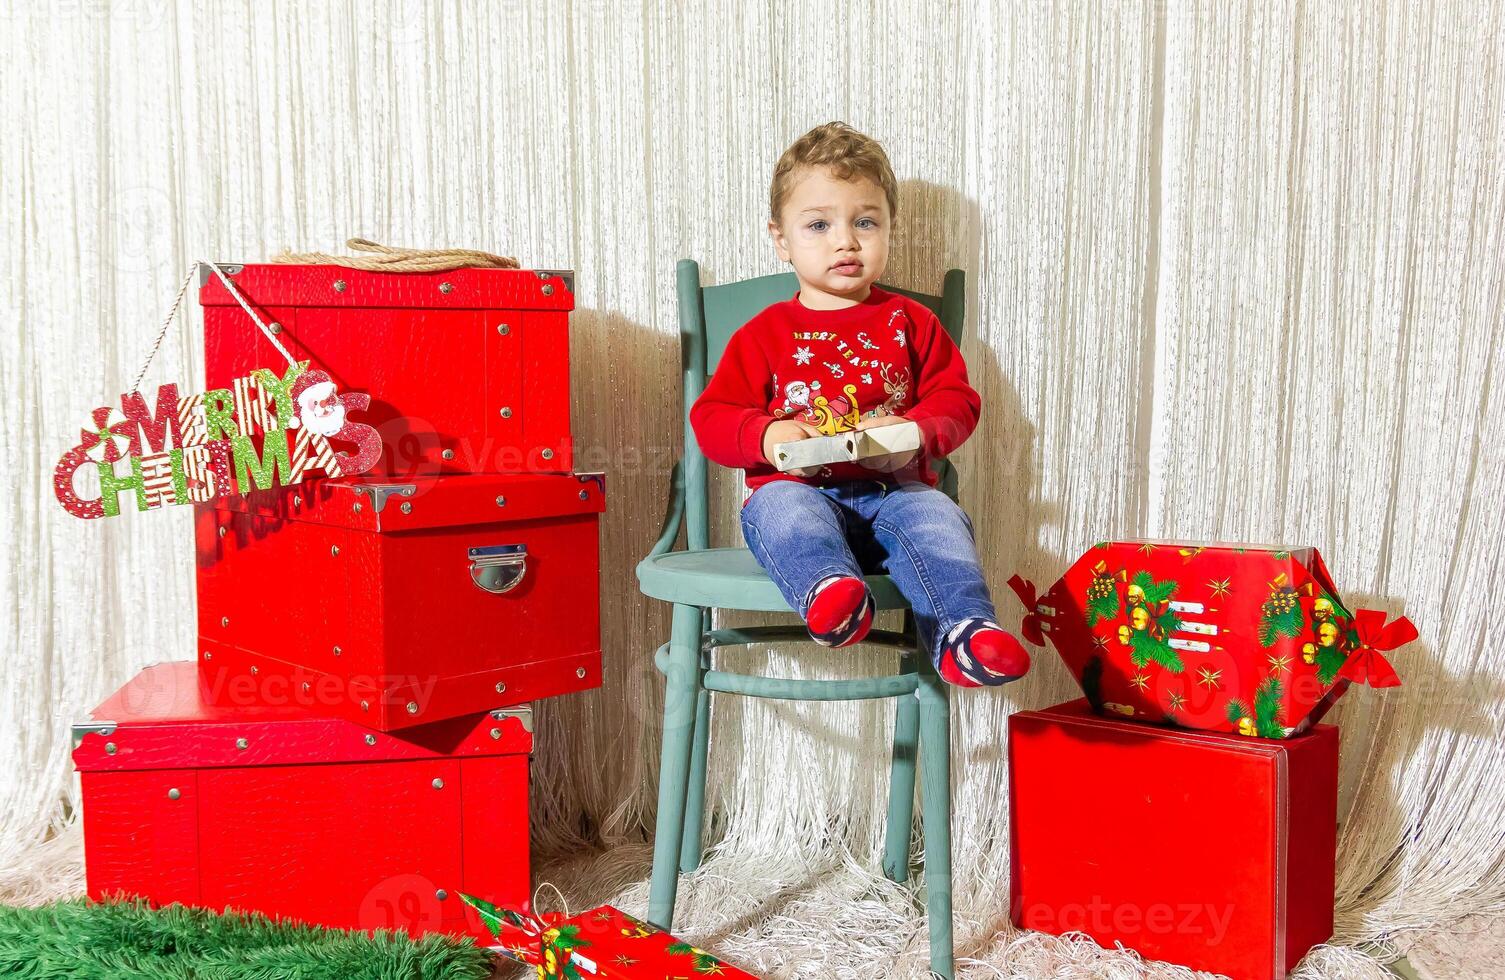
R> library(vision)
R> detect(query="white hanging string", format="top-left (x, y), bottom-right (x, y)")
top-left (129, 262), bottom-right (299, 393)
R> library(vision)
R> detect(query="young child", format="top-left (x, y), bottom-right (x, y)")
top-left (689, 121), bottom-right (1030, 688)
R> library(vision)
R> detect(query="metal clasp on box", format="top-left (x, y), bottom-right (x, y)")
top-left (71, 721), bottom-right (117, 750)
top-left (490, 706), bottom-right (533, 733)
top-left (340, 482), bottom-right (418, 514)
top-left (468, 544), bottom-right (528, 594)
top-left (533, 268), bottom-right (575, 295)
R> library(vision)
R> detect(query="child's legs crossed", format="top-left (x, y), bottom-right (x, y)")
top-left (740, 480), bottom-right (864, 616)
top-left (869, 483), bottom-right (998, 659)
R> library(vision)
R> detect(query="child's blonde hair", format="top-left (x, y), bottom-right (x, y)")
top-left (769, 122), bottom-right (899, 224)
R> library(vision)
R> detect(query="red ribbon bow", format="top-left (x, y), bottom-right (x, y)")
top-left (1335, 608), bottom-right (1414, 688)
top-left (1007, 574), bottom-right (1047, 647)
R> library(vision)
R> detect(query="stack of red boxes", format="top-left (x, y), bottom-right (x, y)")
top-left (72, 263), bottom-right (605, 941)
top-left (1008, 540), bottom-right (1412, 980)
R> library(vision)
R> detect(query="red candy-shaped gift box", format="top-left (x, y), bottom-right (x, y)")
top-left (1010, 541), bottom-right (1413, 737)
top-left (73, 662), bottom-right (532, 941)
top-left (196, 471), bottom-right (605, 731)
top-left (200, 262), bottom-right (576, 477)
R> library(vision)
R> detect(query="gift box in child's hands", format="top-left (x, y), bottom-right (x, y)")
top-left (461, 893), bottom-right (760, 978)
top-left (1008, 541), bottom-right (1417, 737)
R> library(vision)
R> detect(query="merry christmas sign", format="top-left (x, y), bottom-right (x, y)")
top-left (54, 362), bottom-right (381, 519)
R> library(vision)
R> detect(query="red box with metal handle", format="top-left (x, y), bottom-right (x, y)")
top-left (195, 471), bottom-right (605, 731)
top-left (1008, 699), bottom-right (1338, 980)
top-left (73, 661), bottom-right (532, 941)
top-left (199, 263), bottom-right (576, 477)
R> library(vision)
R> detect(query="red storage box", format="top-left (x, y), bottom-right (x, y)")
top-left (200, 263), bottom-right (575, 477)
top-left (195, 471), bottom-right (605, 731)
top-left (1009, 699), bottom-right (1337, 980)
top-left (73, 662), bottom-right (532, 941)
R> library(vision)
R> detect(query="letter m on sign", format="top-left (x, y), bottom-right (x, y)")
top-left (118, 384), bottom-right (183, 454)
top-left (231, 431), bottom-right (294, 492)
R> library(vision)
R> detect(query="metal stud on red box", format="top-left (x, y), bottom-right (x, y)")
top-left (196, 471), bottom-right (605, 731)
top-left (199, 262), bottom-right (576, 476)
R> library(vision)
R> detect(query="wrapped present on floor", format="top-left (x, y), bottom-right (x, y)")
top-left (461, 894), bottom-right (760, 978)
top-left (1008, 540), bottom-right (1416, 737)
top-left (1009, 699), bottom-right (1339, 980)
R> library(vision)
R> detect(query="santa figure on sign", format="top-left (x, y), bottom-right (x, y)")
top-left (293, 369), bottom-right (347, 437)
top-left (287, 368), bottom-right (383, 475)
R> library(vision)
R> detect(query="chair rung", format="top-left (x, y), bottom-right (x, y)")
top-left (652, 643), bottom-right (921, 701)
top-left (705, 625), bottom-right (915, 651)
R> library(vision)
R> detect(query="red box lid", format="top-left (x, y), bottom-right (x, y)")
top-left (73, 662), bottom-right (533, 772)
top-left (204, 471), bottom-right (606, 532)
top-left (198, 263), bottom-right (575, 312)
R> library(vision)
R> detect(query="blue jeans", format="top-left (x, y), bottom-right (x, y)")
top-left (739, 479), bottom-right (998, 666)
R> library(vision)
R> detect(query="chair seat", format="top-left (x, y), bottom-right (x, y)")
top-left (636, 547), bottom-right (910, 612)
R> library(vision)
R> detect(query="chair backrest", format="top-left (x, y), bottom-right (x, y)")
top-left (676, 259), bottom-right (966, 551)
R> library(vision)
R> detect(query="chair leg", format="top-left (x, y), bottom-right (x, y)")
top-left (883, 652), bottom-right (919, 883)
top-left (648, 603), bottom-right (704, 930)
top-left (917, 655), bottom-right (955, 980)
top-left (678, 685), bottom-right (712, 872)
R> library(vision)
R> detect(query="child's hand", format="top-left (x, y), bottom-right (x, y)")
top-left (763, 418), bottom-right (825, 476)
top-left (856, 414), bottom-right (919, 472)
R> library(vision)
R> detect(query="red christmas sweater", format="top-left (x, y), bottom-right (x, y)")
top-left (689, 285), bottom-right (981, 493)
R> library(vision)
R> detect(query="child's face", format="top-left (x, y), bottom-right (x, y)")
top-left (768, 166), bottom-right (891, 308)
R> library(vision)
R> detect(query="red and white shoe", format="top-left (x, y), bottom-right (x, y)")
top-left (805, 575), bottom-right (875, 648)
top-left (936, 619), bottom-right (1031, 687)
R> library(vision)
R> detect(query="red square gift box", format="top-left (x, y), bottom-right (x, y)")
top-left (460, 897), bottom-right (761, 978)
top-left (1008, 700), bottom-right (1338, 980)
top-left (195, 470), bottom-right (605, 731)
top-left (1009, 540), bottom-right (1411, 738)
top-left (73, 662), bottom-right (533, 940)
top-left (200, 262), bottom-right (576, 477)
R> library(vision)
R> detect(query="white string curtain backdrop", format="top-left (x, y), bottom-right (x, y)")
top-left (0, 1), bottom-right (1500, 976)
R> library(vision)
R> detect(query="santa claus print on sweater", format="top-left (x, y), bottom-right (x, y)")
top-left (690, 285), bottom-right (980, 493)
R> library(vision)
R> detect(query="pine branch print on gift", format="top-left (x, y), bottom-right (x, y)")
top-left (1258, 573), bottom-right (1306, 646)
top-left (1226, 697), bottom-right (1257, 737)
top-left (1121, 569), bottom-right (1185, 672)
top-left (1084, 561), bottom-right (1119, 626)
top-left (666, 941), bottom-right (729, 974)
top-left (1306, 591), bottom-right (1357, 683)
top-left (1254, 676), bottom-right (1288, 738)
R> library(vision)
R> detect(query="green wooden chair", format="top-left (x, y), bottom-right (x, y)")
top-left (636, 259), bottom-right (966, 979)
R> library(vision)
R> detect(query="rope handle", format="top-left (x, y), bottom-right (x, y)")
top-left (133, 240), bottom-right (519, 391)
top-left (131, 261), bottom-right (297, 393)
top-left (272, 237), bottom-right (519, 272)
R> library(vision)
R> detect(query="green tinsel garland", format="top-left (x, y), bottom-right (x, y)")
top-left (0, 899), bottom-right (494, 980)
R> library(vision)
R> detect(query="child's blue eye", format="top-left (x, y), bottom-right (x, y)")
top-left (808, 220), bottom-right (828, 232)
top-left (857, 217), bottom-right (877, 229)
